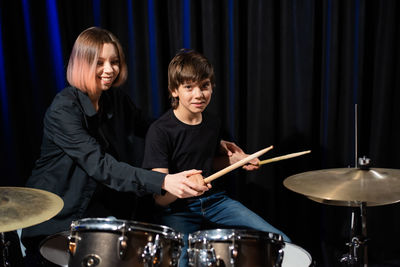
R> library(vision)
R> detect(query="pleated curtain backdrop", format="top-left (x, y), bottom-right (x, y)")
top-left (1, 0), bottom-right (400, 265)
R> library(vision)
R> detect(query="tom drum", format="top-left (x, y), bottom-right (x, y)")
top-left (40, 218), bottom-right (183, 267)
top-left (188, 229), bottom-right (285, 267)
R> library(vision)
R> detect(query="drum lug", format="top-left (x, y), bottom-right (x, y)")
top-left (191, 247), bottom-right (216, 267)
top-left (229, 244), bottom-right (238, 266)
top-left (118, 235), bottom-right (128, 259)
top-left (117, 222), bottom-right (129, 259)
top-left (170, 240), bottom-right (181, 266)
top-left (141, 234), bottom-right (162, 266)
top-left (187, 248), bottom-right (195, 266)
top-left (202, 247), bottom-right (217, 267)
top-left (68, 234), bottom-right (79, 256)
top-left (188, 238), bottom-right (217, 267)
top-left (276, 247), bottom-right (284, 267)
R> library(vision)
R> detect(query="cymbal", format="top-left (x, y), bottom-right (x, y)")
top-left (0, 187), bottom-right (63, 232)
top-left (283, 168), bottom-right (400, 207)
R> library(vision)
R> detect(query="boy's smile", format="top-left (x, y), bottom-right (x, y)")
top-left (172, 79), bottom-right (213, 124)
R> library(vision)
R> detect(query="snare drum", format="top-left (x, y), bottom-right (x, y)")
top-left (188, 229), bottom-right (285, 267)
top-left (66, 218), bottom-right (183, 267)
top-left (282, 243), bottom-right (312, 267)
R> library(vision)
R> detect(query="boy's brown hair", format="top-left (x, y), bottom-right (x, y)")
top-left (168, 49), bottom-right (215, 109)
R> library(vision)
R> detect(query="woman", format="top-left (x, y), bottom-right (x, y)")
top-left (21, 27), bottom-right (208, 266)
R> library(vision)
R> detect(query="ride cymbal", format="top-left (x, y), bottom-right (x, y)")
top-left (0, 187), bottom-right (63, 232)
top-left (283, 168), bottom-right (400, 207)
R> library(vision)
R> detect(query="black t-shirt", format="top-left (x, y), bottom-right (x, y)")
top-left (143, 109), bottom-right (222, 199)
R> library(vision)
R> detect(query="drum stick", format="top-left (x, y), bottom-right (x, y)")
top-left (258, 150), bottom-right (311, 166)
top-left (203, 146), bottom-right (273, 183)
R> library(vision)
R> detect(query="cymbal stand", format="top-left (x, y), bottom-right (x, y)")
top-left (340, 105), bottom-right (368, 266)
top-left (340, 202), bottom-right (368, 267)
top-left (0, 232), bottom-right (10, 267)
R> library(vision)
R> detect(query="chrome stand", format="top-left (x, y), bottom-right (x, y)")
top-left (0, 232), bottom-right (10, 267)
top-left (340, 202), bottom-right (368, 267)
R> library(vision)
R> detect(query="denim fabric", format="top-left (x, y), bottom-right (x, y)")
top-left (157, 192), bottom-right (291, 267)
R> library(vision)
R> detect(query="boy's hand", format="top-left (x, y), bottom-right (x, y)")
top-left (219, 140), bottom-right (243, 156)
top-left (220, 140), bottom-right (260, 171)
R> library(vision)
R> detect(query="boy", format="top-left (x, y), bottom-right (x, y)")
top-left (143, 49), bottom-right (290, 266)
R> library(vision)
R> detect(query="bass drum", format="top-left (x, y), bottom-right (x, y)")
top-left (282, 243), bottom-right (313, 267)
top-left (39, 231), bottom-right (69, 266)
top-left (188, 229), bottom-right (285, 267)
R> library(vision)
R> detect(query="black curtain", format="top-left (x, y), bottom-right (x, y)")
top-left (1, 0), bottom-right (400, 266)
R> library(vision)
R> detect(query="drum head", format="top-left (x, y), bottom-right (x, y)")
top-left (39, 231), bottom-right (69, 267)
top-left (282, 243), bottom-right (312, 267)
top-left (71, 217), bottom-right (181, 240)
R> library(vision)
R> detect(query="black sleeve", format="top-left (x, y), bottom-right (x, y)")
top-left (46, 104), bottom-right (165, 195)
top-left (142, 123), bottom-right (170, 170)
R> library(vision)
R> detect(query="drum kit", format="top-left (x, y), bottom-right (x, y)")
top-left (38, 219), bottom-right (182, 267)
top-left (38, 219), bottom-right (312, 267)
top-left (1, 152), bottom-right (400, 266)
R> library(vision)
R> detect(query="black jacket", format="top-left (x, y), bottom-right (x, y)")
top-left (22, 86), bottom-right (165, 239)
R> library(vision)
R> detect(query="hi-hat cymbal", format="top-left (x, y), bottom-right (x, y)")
top-left (0, 187), bottom-right (63, 232)
top-left (284, 168), bottom-right (400, 207)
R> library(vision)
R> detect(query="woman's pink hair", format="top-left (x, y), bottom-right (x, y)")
top-left (66, 27), bottom-right (127, 95)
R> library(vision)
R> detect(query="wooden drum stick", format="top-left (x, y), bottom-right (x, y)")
top-left (258, 150), bottom-right (311, 166)
top-left (203, 146), bottom-right (273, 183)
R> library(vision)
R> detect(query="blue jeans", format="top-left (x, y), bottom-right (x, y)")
top-left (156, 192), bottom-right (291, 267)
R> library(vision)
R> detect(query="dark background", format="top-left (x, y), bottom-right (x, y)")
top-left (1, 0), bottom-right (400, 266)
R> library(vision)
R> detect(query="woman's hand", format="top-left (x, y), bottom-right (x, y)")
top-left (163, 170), bottom-right (209, 198)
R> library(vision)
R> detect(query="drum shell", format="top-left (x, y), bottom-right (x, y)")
top-left (188, 229), bottom-right (284, 267)
top-left (68, 218), bottom-right (182, 267)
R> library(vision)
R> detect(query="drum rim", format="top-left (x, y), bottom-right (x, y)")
top-left (70, 217), bottom-right (182, 240)
top-left (188, 228), bottom-right (284, 243)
